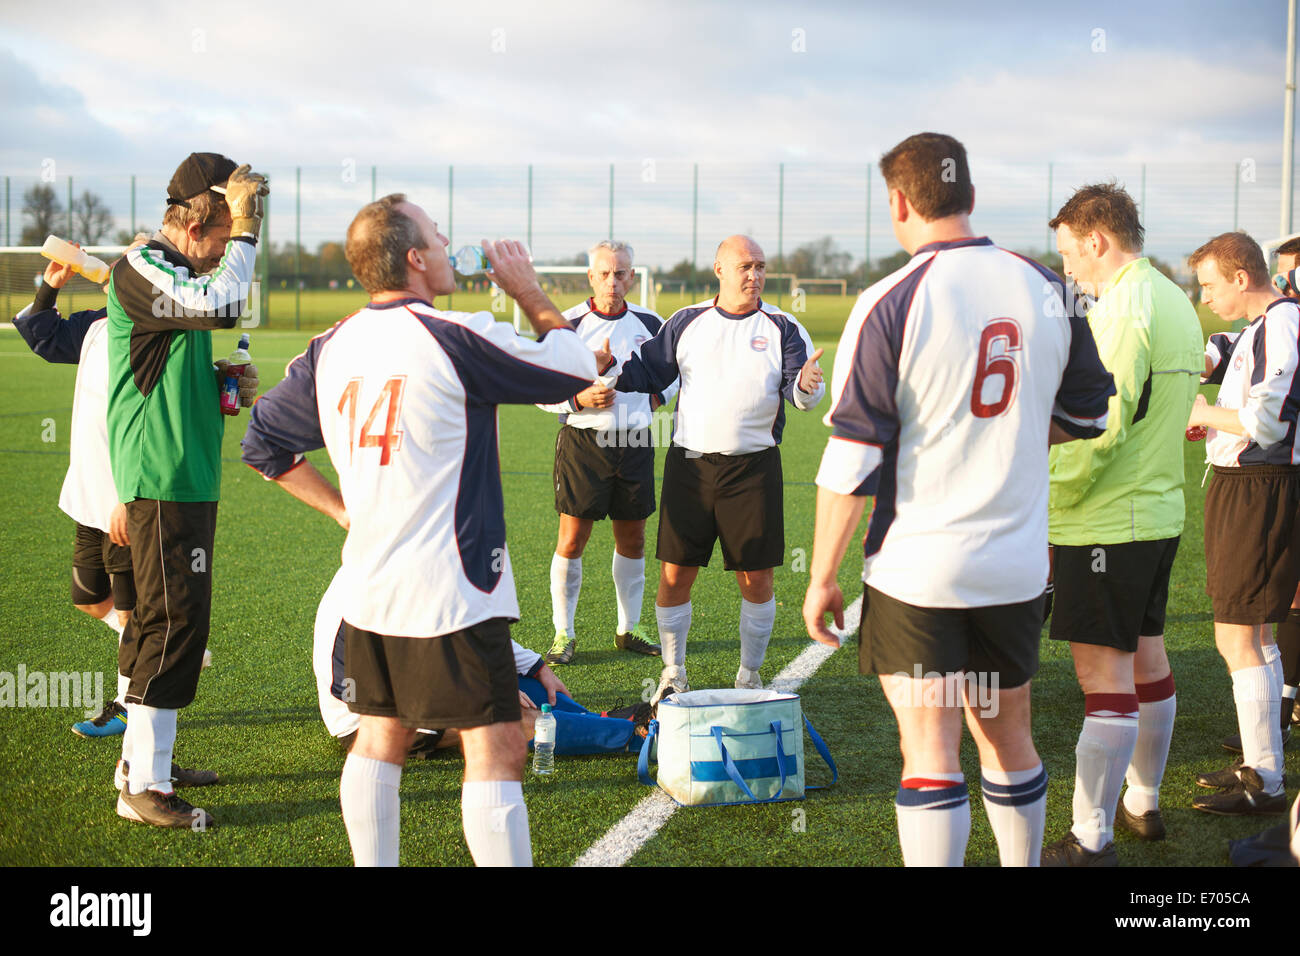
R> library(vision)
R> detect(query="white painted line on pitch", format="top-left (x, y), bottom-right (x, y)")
top-left (573, 595), bottom-right (862, 868)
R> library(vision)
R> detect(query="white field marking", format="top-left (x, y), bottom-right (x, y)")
top-left (573, 594), bottom-right (862, 868)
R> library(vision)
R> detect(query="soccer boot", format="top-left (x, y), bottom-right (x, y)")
top-left (735, 665), bottom-right (763, 690)
top-left (115, 759), bottom-right (220, 790)
top-left (650, 665), bottom-right (690, 708)
top-left (1192, 766), bottom-right (1288, 815)
top-left (545, 631), bottom-right (576, 666)
top-left (614, 624), bottom-right (661, 657)
top-left (1115, 802), bottom-right (1166, 841)
top-left (1222, 724), bottom-right (1291, 754)
top-left (117, 786), bottom-right (215, 829)
top-left (1040, 831), bottom-right (1119, 867)
top-left (1196, 757), bottom-right (1244, 790)
top-left (72, 701), bottom-right (127, 738)
top-left (602, 700), bottom-right (653, 725)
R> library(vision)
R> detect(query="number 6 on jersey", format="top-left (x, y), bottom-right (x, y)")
top-left (970, 318), bottom-right (1022, 418)
top-left (338, 376), bottom-right (407, 465)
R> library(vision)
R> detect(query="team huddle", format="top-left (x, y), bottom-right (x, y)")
top-left (15, 133), bottom-right (1300, 866)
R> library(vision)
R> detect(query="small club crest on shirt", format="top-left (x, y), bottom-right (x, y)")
top-left (1234, 353), bottom-right (1245, 371)
top-left (750, 336), bottom-right (769, 352)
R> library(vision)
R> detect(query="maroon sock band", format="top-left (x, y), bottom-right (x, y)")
top-left (1084, 692), bottom-right (1140, 717)
top-left (1135, 672), bottom-right (1176, 703)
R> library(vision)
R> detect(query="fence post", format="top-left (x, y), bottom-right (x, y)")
top-left (371, 165), bottom-right (376, 203)
top-left (1233, 163), bottom-right (1240, 231)
top-left (1140, 163), bottom-right (1147, 221)
top-left (1045, 162), bottom-right (1054, 254)
top-left (527, 164), bottom-right (533, 251)
top-left (4, 176), bottom-right (9, 323)
top-left (447, 165), bottom-right (454, 309)
top-left (295, 166), bottom-right (301, 331)
top-left (261, 187), bottom-right (271, 328)
top-left (865, 164), bottom-right (872, 283)
top-left (609, 163), bottom-right (614, 240)
top-left (131, 175), bottom-right (136, 236)
top-left (777, 162), bottom-right (785, 307)
top-left (691, 163), bottom-right (699, 297)
top-left (67, 175), bottom-right (73, 238)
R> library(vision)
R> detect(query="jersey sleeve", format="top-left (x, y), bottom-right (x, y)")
top-left (240, 330), bottom-right (333, 479)
top-left (814, 298), bottom-right (899, 496)
top-left (1203, 331), bottom-right (1239, 385)
top-left (779, 313), bottom-right (825, 410)
top-left (1052, 310), bottom-right (1115, 438)
top-left (111, 239), bottom-right (256, 332)
top-left (512, 639), bottom-right (544, 677)
top-left (614, 309), bottom-right (689, 395)
top-left (1239, 302), bottom-right (1300, 447)
top-left (1050, 312), bottom-right (1149, 508)
top-left (12, 295), bottom-right (105, 365)
top-left (428, 311), bottom-right (596, 406)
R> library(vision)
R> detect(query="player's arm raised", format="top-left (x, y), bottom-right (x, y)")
top-left (482, 239), bottom-right (568, 336)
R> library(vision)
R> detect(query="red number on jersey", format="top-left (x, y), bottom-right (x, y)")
top-left (970, 319), bottom-right (1022, 418)
top-left (337, 376), bottom-right (407, 465)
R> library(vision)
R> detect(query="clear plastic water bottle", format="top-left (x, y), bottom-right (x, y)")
top-left (532, 704), bottom-right (556, 774)
top-left (451, 245), bottom-right (488, 276)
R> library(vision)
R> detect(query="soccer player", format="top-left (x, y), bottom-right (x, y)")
top-left (312, 570), bottom-right (651, 758)
top-left (14, 246), bottom-right (139, 738)
top-left (107, 153), bottom-right (266, 830)
top-left (241, 195), bottom-right (601, 867)
top-left (1185, 232), bottom-right (1299, 816)
top-left (612, 235), bottom-right (825, 700)
top-left (537, 240), bottom-right (676, 665)
top-left (1038, 185), bottom-right (1203, 866)
top-left (802, 132), bottom-right (1115, 867)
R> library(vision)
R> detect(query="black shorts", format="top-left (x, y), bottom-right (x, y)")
top-left (859, 584), bottom-right (1043, 690)
top-left (343, 617), bottom-right (522, 729)
top-left (1049, 537), bottom-right (1179, 651)
top-left (656, 444), bottom-right (784, 571)
top-left (71, 523), bottom-right (135, 609)
top-left (553, 425), bottom-right (655, 521)
top-left (1205, 465), bottom-right (1300, 624)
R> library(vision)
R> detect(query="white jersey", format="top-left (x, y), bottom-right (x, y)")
top-left (815, 237), bottom-right (1114, 608)
top-left (311, 568), bottom-right (543, 737)
top-left (537, 299), bottom-right (678, 431)
top-left (13, 301), bottom-right (117, 532)
top-left (1202, 299), bottom-right (1300, 467)
top-left (614, 298), bottom-right (825, 455)
top-left (242, 298), bottom-right (597, 638)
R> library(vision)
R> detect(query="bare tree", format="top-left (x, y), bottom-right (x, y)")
top-left (73, 190), bottom-right (115, 245)
top-left (19, 184), bottom-right (63, 245)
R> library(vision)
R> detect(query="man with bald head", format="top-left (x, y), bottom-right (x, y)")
top-left (614, 235), bottom-right (825, 701)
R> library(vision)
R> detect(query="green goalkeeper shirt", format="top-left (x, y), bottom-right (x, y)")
top-left (106, 234), bottom-right (256, 503)
top-left (1048, 257), bottom-right (1203, 545)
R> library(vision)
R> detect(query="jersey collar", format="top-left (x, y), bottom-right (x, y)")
top-left (588, 297), bottom-right (628, 319)
top-left (713, 295), bottom-right (764, 319)
top-left (914, 236), bottom-right (993, 255)
top-left (368, 295), bottom-right (432, 311)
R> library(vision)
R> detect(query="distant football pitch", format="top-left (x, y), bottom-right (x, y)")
top-left (0, 309), bottom-right (1290, 866)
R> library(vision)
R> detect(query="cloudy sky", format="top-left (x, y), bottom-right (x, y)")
top-left (1, 0), bottom-right (1296, 264)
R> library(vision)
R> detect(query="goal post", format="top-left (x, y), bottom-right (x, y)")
top-left (509, 265), bottom-right (653, 334)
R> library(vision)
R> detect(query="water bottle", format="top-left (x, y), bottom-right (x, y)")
top-left (532, 704), bottom-right (556, 774)
top-left (451, 245), bottom-right (488, 276)
top-left (41, 234), bottom-right (111, 284)
top-left (219, 334), bottom-right (251, 416)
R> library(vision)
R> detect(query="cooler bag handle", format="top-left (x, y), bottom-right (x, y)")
top-left (709, 720), bottom-right (789, 803)
top-left (802, 714), bottom-right (838, 789)
top-left (637, 719), bottom-right (659, 786)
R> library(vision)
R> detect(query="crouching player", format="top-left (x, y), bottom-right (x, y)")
top-left (1186, 232), bottom-right (1299, 816)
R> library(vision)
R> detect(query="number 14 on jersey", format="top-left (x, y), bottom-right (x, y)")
top-left (338, 376), bottom-right (407, 465)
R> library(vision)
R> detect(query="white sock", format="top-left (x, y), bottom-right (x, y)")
top-left (341, 754), bottom-right (401, 866)
top-left (1232, 665), bottom-right (1283, 792)
top-left (612, 552), bottom-right (645, 634)
top-left (1124, 677), bottom-right (1176, 815)
top-left (117, 701), bottom-right (136, 788)
top-left (895, 773), bottom-right (969, 867)
top-left (1070, 697), bottom-right (1139, 852)
top-left (100, 606), bottom-right (125, 637)
top-left (126, 704), bottom-right (177, 795)
top-left (461, 780), bottom-right (532, 866)
top-left (980, 764), bottom-right (1047, 867)
top-left (739, 597), bottom-right (776, 671)
top-left (1263, 642), bottom-right (1284, 701)
top-left (550, 554), bottom-right (581, 636)
top-left (115, 672), bottom-right (130, 706)
top-left (655, 601), bottom-right (691, 668)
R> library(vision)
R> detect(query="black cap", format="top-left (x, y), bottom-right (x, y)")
top-left (166, 152), bottom-right (238, 207)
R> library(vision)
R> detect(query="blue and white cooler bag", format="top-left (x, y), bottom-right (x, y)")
top-left (637, 688), bottom-right (837, 806)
